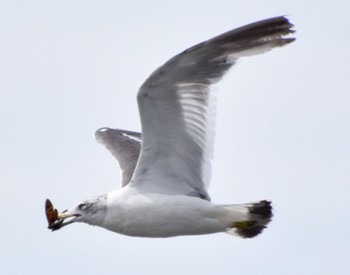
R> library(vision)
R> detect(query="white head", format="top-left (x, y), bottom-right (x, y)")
top-left (49, 195), bottom-right (108, 231)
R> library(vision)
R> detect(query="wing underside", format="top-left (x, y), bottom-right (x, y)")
top-left (95, 128), bottom-right (141, 186)
top-left (96, 17), bottom-right (295, 200)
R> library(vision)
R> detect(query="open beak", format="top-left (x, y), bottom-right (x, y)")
top-left (48, 212), bottom-right (80, 231)
top-left (45, 199), bottom-right (80, 231)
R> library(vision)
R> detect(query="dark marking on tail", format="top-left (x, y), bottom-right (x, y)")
top-left (249, 200), bottom-right (273, 220)
top-left (235, 200), bottom-right (273, 238)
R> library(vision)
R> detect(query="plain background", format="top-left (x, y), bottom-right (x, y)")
top-left (1, 1), bottom-right (349, 274)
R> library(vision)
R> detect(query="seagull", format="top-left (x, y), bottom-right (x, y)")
top-left (46, 16), bottom-right (295, 238)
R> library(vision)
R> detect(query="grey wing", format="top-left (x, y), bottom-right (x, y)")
top-left (95, 128), bottom-right (141, 186)
top-left (131, 16), bottom-right (295, 200)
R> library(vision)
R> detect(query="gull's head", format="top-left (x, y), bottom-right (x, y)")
top-left (46, 195), bottom-right (107, 231)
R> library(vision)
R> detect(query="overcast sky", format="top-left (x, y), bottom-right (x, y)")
top-left (1, 1), bottom-right (349, 275)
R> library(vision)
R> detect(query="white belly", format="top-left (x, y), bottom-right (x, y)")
top-left (101, 189), bottom-right (229, 237)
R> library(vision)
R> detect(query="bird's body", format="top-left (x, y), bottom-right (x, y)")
top-left (46, 16), bottom-right (295, 238)
top-left (103, 188), bottom-right (229, 237)
top-left (94, 187), bottom-right (256, 237)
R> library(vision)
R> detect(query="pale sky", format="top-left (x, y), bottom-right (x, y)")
top-left (1, 1), bottom-right (349, 275)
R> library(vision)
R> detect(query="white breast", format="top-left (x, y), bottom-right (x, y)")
top-left (101, 187), bottom-right (229, 237)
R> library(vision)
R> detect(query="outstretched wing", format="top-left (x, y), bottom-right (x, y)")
top-left (134, 16), bottom-right (294, 200)
top-left (95, 128), bottom-right (141, 186)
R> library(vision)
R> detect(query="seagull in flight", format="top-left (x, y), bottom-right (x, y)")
top-left (46, 16), bottom-right (295, 238)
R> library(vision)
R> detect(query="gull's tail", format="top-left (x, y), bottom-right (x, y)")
top-left (225, 200), bottom-right (273, 238)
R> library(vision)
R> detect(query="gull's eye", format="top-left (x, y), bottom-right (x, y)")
top-left (78, 203), bottom-right (87, 210)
